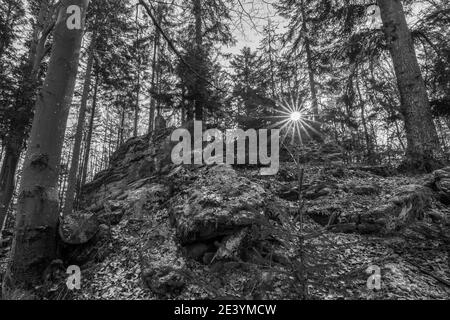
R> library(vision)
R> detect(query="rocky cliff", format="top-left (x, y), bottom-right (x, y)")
top-left (54, 129), bottom-right (450, 300)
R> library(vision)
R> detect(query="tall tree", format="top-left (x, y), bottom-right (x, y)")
top-left (147, 4), bottom-right (162, 134)
top-left (80, 68), bottom-right (99, 188)
top-left (279, 0), bottom-right (325, 122)
top-left (133, 4), bottom-right (142, 137)
top-left (0, 0), bottom-right (54, 230)
top-left (231, 47), bottom-right (274, 130)
top-left (259, 20), bottom-right (279, 99)
top-left (299, 0), bottom-right (319, 122)
top-left (62, 34), bottom-right (96, 218)
top-left (378, 0), bottom-right (441, 170)
top-left (192, 0), bottom-right (205, 121)
top-left (0, 0), bottom-right (24, 59)
top-left (2, 0), bottom-right (89, 297)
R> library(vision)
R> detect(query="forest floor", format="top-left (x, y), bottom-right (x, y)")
top-left (0, 163), bottom-right (449, 300)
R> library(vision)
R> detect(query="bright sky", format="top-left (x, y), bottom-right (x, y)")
top-left (223, 0), bottom-right (428, 55)
top-left (223, 0), bottom-right (283, 55)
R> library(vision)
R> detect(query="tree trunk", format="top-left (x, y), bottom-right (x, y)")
top-left (80, 71), bottom-right (99, 188)
top-left (299, 0), bottom-right (322, 143)
top-left (63, 37), bottom-right (95, 218)
top-left (0, 144), bottom-right (4, 165)
top-left (266, 22), bottom-right (276, 99)
top-left (300, 0), bottom-right (319, 122)
top-left (2, 0), bottom-right (88, 297)
top-left (378, 0), bottom-right (441, 170)
top-left (356, 76), bottom-right (375, 163)
top-left (148, 31), bottom-right (159, 133)
top-left (118, 105), bottom-right (125, 147)
top-left (156, 45), bottom-right (164, 115)
top-left (0, 0), bottom-right (54, 230)
top-left (147, 5), bottom-right (162, 133)
top-left (101, 99), bottom-right (110, 170)
top-left (134, 5), bottom-right (141, 138)
top-left (193, 0), bottom-right (204, 121)
top-left (0, 138), bottom-right (20, 231)
top-left (58, 145), bottom-right (72, 213)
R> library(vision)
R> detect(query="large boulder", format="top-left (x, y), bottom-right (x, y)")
top-left (59, 212), bottom-right (100, 245)
top-left (169, 165), bottom-right (270, 246)
top-left (58, 212), bottom-right (111, 265)
top-left (166, 165), bottom-right (289, 267)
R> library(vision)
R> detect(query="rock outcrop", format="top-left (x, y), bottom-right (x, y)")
top-left (71, 129), bottom-right (293, 297)
top-left (80, 128), bottom-right (176, 214)
top-left (64, 128), bottom-right (449, 298)
top-left (169, 165), bottom-right (270, 245)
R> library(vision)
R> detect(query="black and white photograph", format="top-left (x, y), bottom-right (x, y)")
top-left (0, 0), bottom-right (449, 309)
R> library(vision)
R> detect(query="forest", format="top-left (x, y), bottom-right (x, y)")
top-left (0, 0), bottom-right (449, 301)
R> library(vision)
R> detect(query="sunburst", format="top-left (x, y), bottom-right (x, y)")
top-left (290, 111), bottom-right (302, 122)
top-left (270, 92), bottom-right (321, 146)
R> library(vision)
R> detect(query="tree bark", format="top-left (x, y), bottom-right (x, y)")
top-left (193, 0), bottom-right (204, 121)
top-left (134, 5), bottom-right (141, 138)
top-left (63, 37), bottom-right (95, 218)
top-left (118, 105), bottom-right (125, 147)
top-left (2, 0), bottom-right (88, 297)
top-left (101, 98), bottom-right (110, 170)
top-left (0, 138), bottom-right (20, 231)
top-left (80, 70), bottom-right (99, 188)
top-left (378, 0), bottom-right (441, 170)
top-left (0, 0), bottom-right (54, 231)
top-left (300, 0), bottom-right (319, 122)
top-left (58, 145), bottom-right (72, 213)
top-left (355, 75), bottom-right (375, 163)
top-left (299, 0), bottom-right (322, 143)
top-left (148, 12), bottom-right (160, 133)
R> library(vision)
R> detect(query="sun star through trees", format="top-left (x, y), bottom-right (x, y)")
top-left (290, 111), bottom-right (302, 122)
top-left (270, 93), bottom-right (321, 145)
